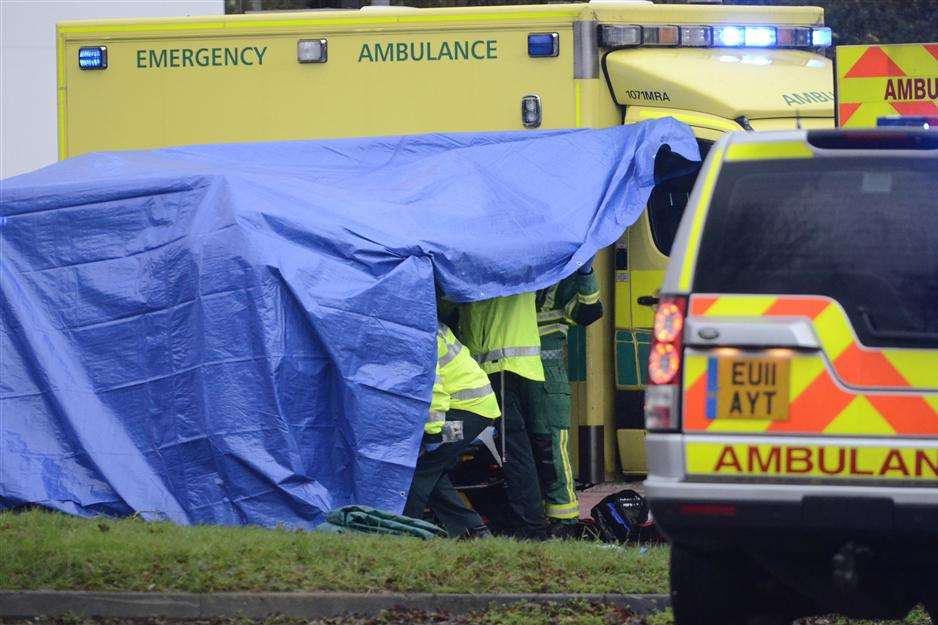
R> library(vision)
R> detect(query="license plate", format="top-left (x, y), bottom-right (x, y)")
top-left (711, 356), bottom-right (791, 420)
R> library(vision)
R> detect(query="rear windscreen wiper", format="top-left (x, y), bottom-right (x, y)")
top-left (857, 307), bottom-right (938, 343)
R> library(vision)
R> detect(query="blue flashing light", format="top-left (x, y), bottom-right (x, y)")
top-left (877, 116), bottom-right (938, 129)
top-left (713, 26), bottom-right (745, 47)
top-left (527, 33), bottom-right (559, 57)
top-left (78, 46), bottom-right (107, 70)
top-left (812, 27), bottom-right (832, 47)
top-left (744, 26), bottom-right (776, 48)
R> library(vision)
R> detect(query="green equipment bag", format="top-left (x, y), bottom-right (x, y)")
top-left (317, 505), bottom-right (447, 539)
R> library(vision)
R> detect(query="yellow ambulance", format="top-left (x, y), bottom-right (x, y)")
top-left (57, 0), bottom-right (835, 481)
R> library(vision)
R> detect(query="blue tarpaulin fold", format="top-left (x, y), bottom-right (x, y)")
top-left (0, 120), bottom-right (698, 527)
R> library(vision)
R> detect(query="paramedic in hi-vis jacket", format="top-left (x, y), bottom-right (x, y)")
top-left (458, 293), bottom-right (548, 540)
top-left (521, 260), bottom-right (603, 536)
top-left (404, 322), bottom-right (501, 538)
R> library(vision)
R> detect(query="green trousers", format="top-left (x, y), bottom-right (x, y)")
top-left (519, 354), bottom-right (579, 521)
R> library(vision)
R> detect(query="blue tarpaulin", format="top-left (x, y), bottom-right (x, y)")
top-left (0, 120), bottom-right (698, 527)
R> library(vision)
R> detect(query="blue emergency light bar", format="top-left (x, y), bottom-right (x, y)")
top-left (811, 27), bottom-right (833, 47)
top-left (78, 46), bottom-right (107, 70)
top-left (877, 116), bottom-right (938, 129)
top-left (599, 23), bottom-right (832, 50)
top-left (713, 26), bottom-right (745, 47)
top-left (528, 33), bottom-right (559, 57)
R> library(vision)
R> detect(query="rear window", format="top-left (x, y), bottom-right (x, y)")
top-left (694, 156), bottom-right (938, 348)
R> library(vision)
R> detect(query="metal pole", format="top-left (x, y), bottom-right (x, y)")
top-left (500, 372), bottom-right (507, 463)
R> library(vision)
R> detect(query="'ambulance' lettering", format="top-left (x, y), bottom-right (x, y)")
top-left (783, 91), bottom-right (835, 106)
top-left (883, 77), bottom-right (938, 101)
top-left (136, 46), bottom-right (267, 69)
top-left (707, 445), bottom-right (938, 479)
top-left (357, 40), bottom-right (498, 63)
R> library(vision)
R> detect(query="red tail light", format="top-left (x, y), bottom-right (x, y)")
top-left (645, 295), bottom-right (687, 432)
top-left (649, 295), bottom-right (687, 385)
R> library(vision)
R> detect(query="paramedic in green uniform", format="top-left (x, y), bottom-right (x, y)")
top-left (522, 260), bottom-right (603, 535)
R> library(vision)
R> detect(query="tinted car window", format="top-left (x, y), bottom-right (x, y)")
top-left (694, 157), bottom-right (938, 348)
top-left (648, 140), bottom-right (711, 256)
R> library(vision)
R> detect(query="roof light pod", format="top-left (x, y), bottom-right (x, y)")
top-left (599, 24), bottom-right (642, 48)
top-left (745, 26), bottom-right (777, 47)
top-left (78, 46), bottom-right (107, 70)
top-left (527, 32), bottom-right (559, 57)
top-left (713, 25), bottom-right (745, 47)
top-left (680, 25), bottom-right (713, 47)
top-left (812, 27), bottom-right (833, 47)
top-left (776, 27), bottom-right (812, 47)
top-left (642, 25), bottom-right (680, 46)
top-left (297, 39), bottom-right (328, 63)
top-left (878, 115), bottom-right (938, 129)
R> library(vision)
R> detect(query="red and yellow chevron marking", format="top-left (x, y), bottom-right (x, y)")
top-left (836, 43), bottom-right (938, 128)
top-left (683, 295), bottom-right (938, 437)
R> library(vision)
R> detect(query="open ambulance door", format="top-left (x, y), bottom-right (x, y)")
top-left (613, 109), bottom-right (720, 474)
top-left (604, 45), bottom-right (835, 475)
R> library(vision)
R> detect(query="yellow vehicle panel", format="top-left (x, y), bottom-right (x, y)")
top-left (59, 23), bottom-right (575, 157)
top-left (835, 43), bottom-right (938, 127)
top-left (606, 48), bottom-right (834, 122)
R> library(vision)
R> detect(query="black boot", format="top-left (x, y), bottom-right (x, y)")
top-left (462, 524), bottom-right (493, 539)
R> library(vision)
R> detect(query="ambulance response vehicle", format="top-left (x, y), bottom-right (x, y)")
top-left (644, 126), bottom-right (938, 624)
top-left (56, 0), bottom-right (835, 480)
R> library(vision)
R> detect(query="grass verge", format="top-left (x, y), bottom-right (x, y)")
top-left (0, 510), bottom-right (668, 594)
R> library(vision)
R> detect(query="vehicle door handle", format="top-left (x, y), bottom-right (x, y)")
top-left (637, 295), bottom-right (659, 307)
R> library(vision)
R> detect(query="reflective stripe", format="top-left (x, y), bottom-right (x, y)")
top-left (541, 349), bottom-right (564, 361)
top-left (563, 297), bottom-right (579, 324)
top-left (560, 429), bottom-right (576, 505)
top-left (683, 294), bottom-right (938, 438)
top-left (542, 285), bottom-right (559, 311)
top-left (678, 144), bottom-right (726, 290)
top-left (546, 503), bottom-right (580, 520)
top-left (538, 323), bottom-right (568, 338)
top-left (547, 498), bottom-right (580, 514)
top-left (429, 411), bottom-right (446, 422)
top-left (474, 346), bottom-right (541, 364)
top-left (577, 290), bottom-right (600, 305)
top-left (725, 140), bottom-right (813, 162)
top-left (451, 383), bottom-right (494, 401)
top-left (437, 340), bottom-right (462, 367)
top-left (537, 309), bottom-right (565, 322)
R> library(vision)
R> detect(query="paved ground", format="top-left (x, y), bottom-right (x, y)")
top-left (0, 591), bottom-right (668, 621)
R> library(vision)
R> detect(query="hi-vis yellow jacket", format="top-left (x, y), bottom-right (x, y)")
top-left (458, 293), bottom-right (545, 382)
top-left (427, 323), bottom-right (501, 435)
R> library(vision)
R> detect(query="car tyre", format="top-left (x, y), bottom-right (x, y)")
top-left (670, 543), bottom-right (763, 625)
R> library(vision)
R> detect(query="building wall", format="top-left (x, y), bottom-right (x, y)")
top-left (1, 1), bottom-right (223, 180)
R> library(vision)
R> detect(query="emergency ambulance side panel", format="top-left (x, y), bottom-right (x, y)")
top-left (836, 43), bottom-right (938, 128)
top-left (58, 11), bottom-right (578, 157)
